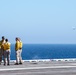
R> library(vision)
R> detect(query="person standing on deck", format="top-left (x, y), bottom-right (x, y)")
top-left (0, 40), bottom-right (2, 65)
top-left (15, 37), bottom-right (20, 65)
top-left (3, 39), bottom-right (11, 66)
top-left (0, 36), bottom-right (5, 65)
top-left (18, 38), bottom-right (23, 64)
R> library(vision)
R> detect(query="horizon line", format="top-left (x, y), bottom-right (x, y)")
top-left (11, 43), bottom-right (76, 44)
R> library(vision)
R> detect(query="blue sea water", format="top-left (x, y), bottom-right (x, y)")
top-left (10, 44), bottom-right (76, 60)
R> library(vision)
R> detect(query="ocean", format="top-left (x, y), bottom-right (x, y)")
top-left (10, 44), bottom-right (76, 60)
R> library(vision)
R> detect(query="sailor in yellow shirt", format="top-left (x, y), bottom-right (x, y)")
top-left (0, 36), bottom-right (5, 65)
top-left (15, 37), bottom-right (22, 65)
top-left (0, 41), bottom-right (2, 65)
top-left (18, 38), bottom-right (23, 64)
top-left (3, 39), bottom-right (11, 66)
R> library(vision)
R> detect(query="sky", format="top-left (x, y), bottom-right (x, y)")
top-left (0, 0), bottom-right (76, 44)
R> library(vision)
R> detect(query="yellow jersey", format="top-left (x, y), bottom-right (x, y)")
top-left (0, 41), bottom-right (2, 49)
top-left (1, 40), bottom-right (5, 50)
top-left (15, 41), bottom-right (20, 50)
top-left (4, 42), bottom-right (11, 50)
top-left (19, 41), bottom-right (23, 49)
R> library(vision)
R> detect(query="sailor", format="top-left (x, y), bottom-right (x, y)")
top-left (15, 37), bottom-right (20, 65)
top-left (3, 39), bottom-right (11, 66)
top-left (0, 40), bottom-right (2, 65)
top-left (18, 38), bottom-right (23, 64)
top-left (0, 36), bottom-right (5, 65)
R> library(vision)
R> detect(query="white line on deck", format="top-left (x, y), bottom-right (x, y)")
top-left (0, 66), bottom-right (76, 71)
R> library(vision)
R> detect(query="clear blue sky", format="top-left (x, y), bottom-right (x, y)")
top-left (0, 0), bottom-right (76, 44)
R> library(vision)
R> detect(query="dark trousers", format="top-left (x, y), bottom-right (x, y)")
top-left (0, 49), bottom-right (3, 64)
top-left (4, 50), bottom-right (10, 65)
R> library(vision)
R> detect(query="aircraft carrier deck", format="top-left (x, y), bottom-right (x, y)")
top-left (0, 59), bottom-right (76, 75)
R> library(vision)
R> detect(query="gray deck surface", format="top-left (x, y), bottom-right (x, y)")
top-left (0, 61), bottom-right (76, 75)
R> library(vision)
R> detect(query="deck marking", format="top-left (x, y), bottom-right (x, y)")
top-left (0, 66), bottom-right (76, 71)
